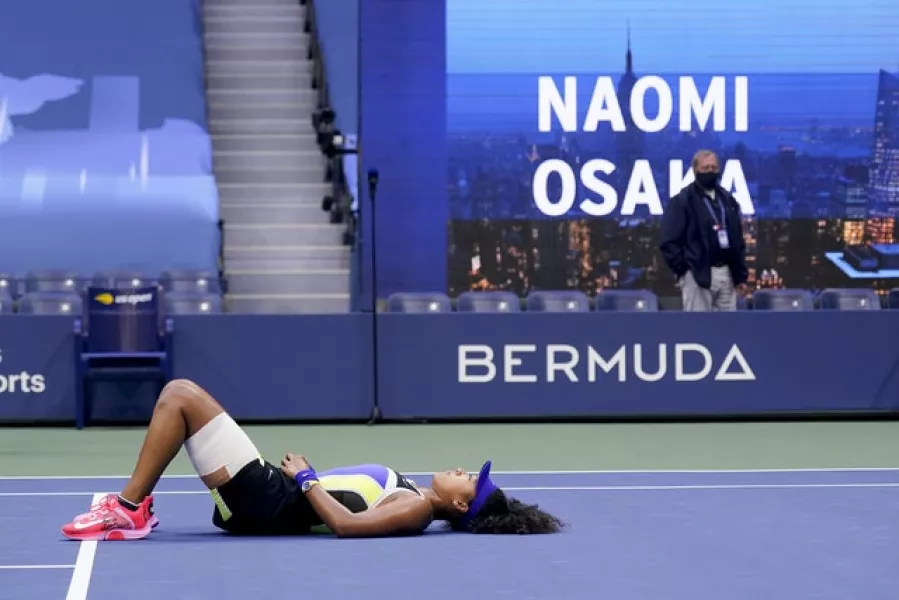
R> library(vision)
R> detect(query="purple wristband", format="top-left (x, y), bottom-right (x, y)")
top-left (294, 468), bottom-right (318, 487)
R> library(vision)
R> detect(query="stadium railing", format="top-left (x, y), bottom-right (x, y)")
top-left (306, 0), bottom-right (359, 249)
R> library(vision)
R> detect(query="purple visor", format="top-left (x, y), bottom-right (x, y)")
top-left (460, 460), bottom-right (498, 526)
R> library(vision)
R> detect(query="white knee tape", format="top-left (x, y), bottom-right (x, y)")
top-left (183, 412), bottom-right (260, 478)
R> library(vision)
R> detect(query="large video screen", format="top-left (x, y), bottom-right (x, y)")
top-left (0, 0), bottom-right (218, 276)
top-left (443, 0), bottom-right (899, 298)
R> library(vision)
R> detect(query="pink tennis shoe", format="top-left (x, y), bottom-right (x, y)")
top-left (61, 494), bottom-right (159, 541)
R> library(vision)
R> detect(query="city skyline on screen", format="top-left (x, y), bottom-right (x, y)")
top-left (443, 0), bottom-right (899, 298)
top-left (447, 0), bottom-right (899, 74)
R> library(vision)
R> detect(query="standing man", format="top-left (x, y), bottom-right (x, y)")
top-left (659, 150), bottom-right (748, 311)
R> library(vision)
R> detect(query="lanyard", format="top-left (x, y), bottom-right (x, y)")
top-left (703, 195), bottom-right (726, 230)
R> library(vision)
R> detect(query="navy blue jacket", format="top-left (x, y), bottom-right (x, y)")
top-left (659, 182), bottom-right (748, 289)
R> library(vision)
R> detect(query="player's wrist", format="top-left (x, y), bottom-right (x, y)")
top-left (295, 468), bottom-right (319, 493)
top-left (301, 479), bottom-right (321, 493)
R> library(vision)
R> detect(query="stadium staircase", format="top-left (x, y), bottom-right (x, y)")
top-left (202, 0), bottom-right (351, 313)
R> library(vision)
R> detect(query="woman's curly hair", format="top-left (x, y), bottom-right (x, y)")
top-left (448, 489), bottom-right (564, 534)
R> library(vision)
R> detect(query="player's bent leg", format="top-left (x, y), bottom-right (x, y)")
top-left (183, 409), bottom-right (263, 490)
top-left (61, 379), bottom-right (260, 541)
top-left (122, 378), bottom-right (252, 495)
top-left (183, 409), bottom-right (265, 531)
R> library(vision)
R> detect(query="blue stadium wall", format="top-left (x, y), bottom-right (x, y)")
top-left (2, 311), bottom-right (899, 422)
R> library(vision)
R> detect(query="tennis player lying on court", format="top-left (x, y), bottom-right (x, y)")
top-left (61, 379), bottom-right (563, 540)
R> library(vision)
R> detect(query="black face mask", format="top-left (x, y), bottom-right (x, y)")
top-left (695, 171), bottom-right (719, 190)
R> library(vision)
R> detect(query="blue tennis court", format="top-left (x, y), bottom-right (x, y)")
top-left (1, 469), bottom-right (897, 600)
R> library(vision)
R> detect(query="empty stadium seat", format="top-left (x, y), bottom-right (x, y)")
top-left (83, 286), bottom-right (164, 354)
top-left (0, 273), bottom-right (16, 297)
top-left (160, 270), bottom-right (222, 294)
top-left (818, 288), bottom-right (881, 310)
top-left (456, 291), bottom-right (521, 313)
top-left (594, 290), bottom-right (659, 312)
top-left (887, 289), bottom-right (899, 309)
top-left (164, 292), bottom-right (223, 315)
top-left (752, 289), bottom-right (815, 311)
top-left (92, 272), bottom-right (156, 290)
top-left (18, 291), bottom-right (82, 315)
top-left (385, 292), bottom-right (452, 313)
top-left (526, 291), bottom-right (590, 312)
top-left (115, 278), bottom-right (157, 290)
top-left (0, 290), bottom-right (12, 314)
top-left (77, 285), bottom-right (172, 428)
top-left (24, 271), bottom-right (84, 294)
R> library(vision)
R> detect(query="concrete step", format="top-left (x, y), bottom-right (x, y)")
top-left (204, 31), bottom-right (308, 44)
top-left (225, 223), bottom-right (343, 246)
top-left (209, 119), bottom-right (316, 136)
top-left (204, 16), bottom-right (304, 36)
top-left (210, 103), bottom-right (314, 121)
top-left (220, 202), bottom-right (325, 224)
top-left (205, 59), bottom-right (313, 76)
top-left (217, 182), bottom-right (329, 202)
top-left (204, 45), bottom-right (310, 63)
top-left (225, 244), bottom-right (348, 259)
top-left (224, 245), bottom-right (350, 270)
top-left (206, 88), bottom-right (316, 105)
top-left (212, 134), bottom-right (319, 153)
top-left (215, 167), bottom-right (324, 185)
top-left (203, 40), bottom-right (309, 59)
top-left (226, 270), bottom-right (349, 295)
top-left (203, 4), bottom-right (304, 17)
top-left (206, 71), bottom-right (315, 90)
top-left (213, 150), bottom-right (322, 171)
top-left (206, 0), bottom-right (299, 6)
top-left (226, 256), bottom-right (349, 271)
top-left (225, 246), bottom-right (352, 271)
top-left (226, 294), bottom-right (351, 314)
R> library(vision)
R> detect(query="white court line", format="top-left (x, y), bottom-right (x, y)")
top-left (0, 564), bottom-right (74, 570)
top-left (2, 467), bottom-right (899, 480)
top-left (65, 492), bottom-right (103, 600)
top-left (3, 483), bottom-right (899, 498)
